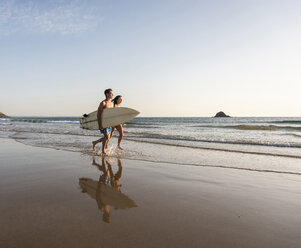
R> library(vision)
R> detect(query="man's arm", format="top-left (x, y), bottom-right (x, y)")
top-left (97, 102), bottom-right (105, 130)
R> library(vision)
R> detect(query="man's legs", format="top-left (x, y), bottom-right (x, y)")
top-left (92, 128), bottom-right (112, 153)
top-left (92, 137), bottom-right (104, 151)
top-left (102, 132), bottom-right (110, 154)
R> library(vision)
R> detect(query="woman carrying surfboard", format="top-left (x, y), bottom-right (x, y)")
top-left (111, 95), bottom-right (124, 150)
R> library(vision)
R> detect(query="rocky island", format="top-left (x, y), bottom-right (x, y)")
top-left (0, 112), bottom-right (9, 118)
top-left (214, 111), bottom-right (230, 118)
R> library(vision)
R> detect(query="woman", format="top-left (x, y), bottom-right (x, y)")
top-left (111, 95), bottom-right (124, 150)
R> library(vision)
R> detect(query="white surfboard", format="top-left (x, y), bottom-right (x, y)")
top-left (80, 107), bottom-right (140, 130)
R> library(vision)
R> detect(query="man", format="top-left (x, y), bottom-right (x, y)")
top-left (92, 88), bottom-right (114, 154)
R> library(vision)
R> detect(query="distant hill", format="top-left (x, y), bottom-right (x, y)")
top-left (0, 112), bottom-right (9, 118)
top-left (214, 111), bottom-right (230, 118)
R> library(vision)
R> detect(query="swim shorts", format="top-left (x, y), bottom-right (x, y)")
top-left (100, 128), bottom-right (112, 134)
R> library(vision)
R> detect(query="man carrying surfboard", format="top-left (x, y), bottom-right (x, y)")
top-left (92, 89), bottom-right (114, 154)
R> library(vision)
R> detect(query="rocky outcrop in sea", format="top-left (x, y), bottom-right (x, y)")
top-left (214, 111), bottom-right (230, 118)
top-left (0, 112), bottom-right (9, 118)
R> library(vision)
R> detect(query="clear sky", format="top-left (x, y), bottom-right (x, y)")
top-left (1, 0), bottom-right (300, 117)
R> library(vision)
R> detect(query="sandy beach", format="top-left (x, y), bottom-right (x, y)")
top-left (1, 138), bottom-right (301, 248)
top-left (2, 0), bottom-right (301, 247)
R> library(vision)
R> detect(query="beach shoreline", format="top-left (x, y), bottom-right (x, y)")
top-left (1, 138), bottom-right (301, 248)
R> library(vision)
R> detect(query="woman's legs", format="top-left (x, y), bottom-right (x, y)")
top-left (116, 124), bottom-right (123, 149)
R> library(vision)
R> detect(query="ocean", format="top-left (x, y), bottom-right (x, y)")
top-left (1, 116), bottom-right (301, 174)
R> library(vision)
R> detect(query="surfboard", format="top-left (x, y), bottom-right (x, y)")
top-left (80, 107), bottom-right (140, 130)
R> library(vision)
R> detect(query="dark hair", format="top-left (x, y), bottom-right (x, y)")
top-left (112, 95), bottom-right (122, 106)
top-left (104, 88), bottom-right (112, 96)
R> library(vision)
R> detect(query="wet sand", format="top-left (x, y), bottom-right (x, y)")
top-left (1, 138), bottom-right (301, 248)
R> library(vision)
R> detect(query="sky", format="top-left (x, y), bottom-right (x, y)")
top-left (1, 0), bottom-right (301, 117)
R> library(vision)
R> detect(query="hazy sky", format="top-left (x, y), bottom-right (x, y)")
top-left (1, 0), bottom-right (301, 117)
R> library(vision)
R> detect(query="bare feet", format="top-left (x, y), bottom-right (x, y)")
top-left (92, 141), bottom-right (97, 151)
top-left (118, 145), bottom-right (124, 150)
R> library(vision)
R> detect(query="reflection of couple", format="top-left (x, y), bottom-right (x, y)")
top-left (79, 157), bottom-right (137, 223)
top-left (92, 89), bottom-right (124, 155)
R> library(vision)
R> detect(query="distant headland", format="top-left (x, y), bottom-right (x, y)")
top-left (214, 111), bottom-right (230, 118)
top-left (0, 112), bottom-right (9, 118)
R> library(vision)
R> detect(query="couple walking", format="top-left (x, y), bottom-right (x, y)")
top-left (92, 88), bottom-right (123, 154)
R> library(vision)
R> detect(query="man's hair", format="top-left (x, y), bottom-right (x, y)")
top-left (104, 88), bottom-right (112, 96)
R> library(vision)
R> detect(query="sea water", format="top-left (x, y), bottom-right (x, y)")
top-left (1, 116), bottom-right (301, 174)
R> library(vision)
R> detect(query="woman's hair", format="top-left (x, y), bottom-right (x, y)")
top-left (112, 95), bottom-right (122, 106)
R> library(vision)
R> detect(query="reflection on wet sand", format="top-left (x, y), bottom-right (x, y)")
top-left (79, 157), bottom-right (137, 223)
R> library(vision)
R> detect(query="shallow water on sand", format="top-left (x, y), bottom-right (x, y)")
top-left (1, 116), bottom-right (301, 175)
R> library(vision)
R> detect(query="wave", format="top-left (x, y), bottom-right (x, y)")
top-left (12, 119), bottom-right (46, 123)
top-left (270, 120), bottom-right (301, 124)
top-left (124, 124), bottom-right (158, 129)
top-left (10, 136), bottom-right (301, 176)
top-left (48, 120), bottom-right (79, 124)
top-left (7, 129), bottom-right (98, 137)
top-left (5, 130), bottom-right (301, 165)
top-left (126, 121), bottom-right (155, 126)
top-left (125, 139), bottom-right (301, 159)
top-left (194, 124), bottom-right (301, 132)
top-left (226, 125), bottom-right (278, 131)
top-left (283, 133), bottom-right (301, 138)
top-left (230, 125), bottom-right (301, 131)
top-left (126, 135), bottom-right (301, 148)
top-left (5, 128), bottom-right (301, 149)
top-left (10, 118), bottom-right (79, 124)
top-left (125, 121), bottom-right (158, 128)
